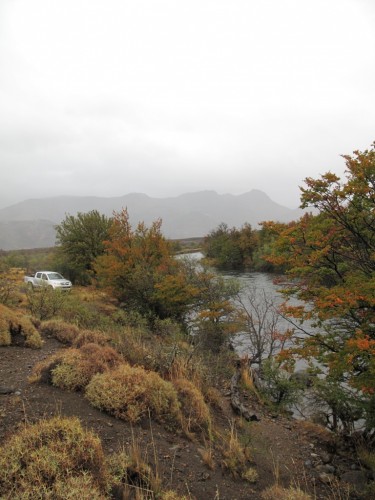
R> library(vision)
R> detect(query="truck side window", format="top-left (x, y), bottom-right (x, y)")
top-left (42, 274), bottom-right (48, 281)
top-left (36, 273), bottom-right (41, 279)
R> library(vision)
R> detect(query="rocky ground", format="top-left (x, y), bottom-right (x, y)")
top-left (0, 336), bottom-right (372, 499)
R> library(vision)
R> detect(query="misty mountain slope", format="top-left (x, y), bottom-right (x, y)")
top-left (0, 220), bottom-right (57, 250)
top-left (0, 190), bottom-right (305, 250)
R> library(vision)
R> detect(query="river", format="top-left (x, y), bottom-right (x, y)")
top-left (180, 252), bottom-right (353, 425)
top-left (180, 252), bottom-right (308, 358)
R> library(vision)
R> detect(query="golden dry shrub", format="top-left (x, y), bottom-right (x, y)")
top-left (0, 311), bottom-right (12, 346)
top-left (39, 319), bottom-right (80, 344)
top-left (107, 449), bottom-right (188, 500)
top-left (113, 325), bottom-right (156, 369)
top-left (220, 422), bottom-right (252, 479)
top-left (29, 350), bottom-right (65, 385)
top-left (0, 416), bottom-right (108, 499)
top-left (107, 449), bottom-right (159, 498)
top-left (51, 474), bottom-right (106, 500)
top-left (162, 492), bottom-right (189, 500)
top-left (73, 329), bottom-right (109, 348)
top-left (172, 378), bottom-right (211, 433)
top-left (14, 315), bottom-right (43, 349)
top-left (261, 485), bottom-right (312, 500)
top-left (31, 343), bottom-right (123, 390)
top-left (86, 363), bottom-right (181, 427)
top-left (0, 304), bottom-right (43, 348)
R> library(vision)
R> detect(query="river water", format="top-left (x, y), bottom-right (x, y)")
top-left (180, 252), bottom-right (306, 358)
top-left (181, 252), bottom-right (353, 425)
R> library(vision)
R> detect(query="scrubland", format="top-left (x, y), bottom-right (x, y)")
top-left (0, 276), bottom-right (373, 499)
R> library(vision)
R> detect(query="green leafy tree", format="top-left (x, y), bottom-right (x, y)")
top-left (203, 223), bottom-right (258, 269)
top-left (266, 142), bottom-right (375, 432)
top-left (55, 210), bottom-right (112, 284)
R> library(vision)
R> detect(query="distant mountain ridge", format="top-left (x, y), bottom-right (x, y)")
top-left (0, 190), bottom-right (305, 250)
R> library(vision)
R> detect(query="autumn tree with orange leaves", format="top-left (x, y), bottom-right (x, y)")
top-left (94, 209), bottom-right (198, 322)
top-left (94, 209), bottom-right (241, 351)
top-left (265, 143), bottom-right (375, 433)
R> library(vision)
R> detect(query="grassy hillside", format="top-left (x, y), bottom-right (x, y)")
top-left (0, 267), bottom-right (373, 498)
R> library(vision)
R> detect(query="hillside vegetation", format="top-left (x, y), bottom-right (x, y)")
top-left (1, 142), bottom-right (375, 498)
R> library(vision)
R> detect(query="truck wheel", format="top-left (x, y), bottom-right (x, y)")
top-left (27, 282), bottom-right (34, 290)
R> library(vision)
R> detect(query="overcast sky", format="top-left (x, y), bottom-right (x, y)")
top-left (0, 0), bottom-right (374, 209)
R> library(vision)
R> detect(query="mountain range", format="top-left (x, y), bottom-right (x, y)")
top-left (0, 190), bottom-right (305, 250)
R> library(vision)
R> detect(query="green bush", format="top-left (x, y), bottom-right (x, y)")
top-left (260, 359), bottom-right (302, 409)
top-left (26, 286), bottom-right (67, 320)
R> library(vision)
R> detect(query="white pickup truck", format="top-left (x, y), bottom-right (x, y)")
top-left (24, 271), bottom-right (72, 291)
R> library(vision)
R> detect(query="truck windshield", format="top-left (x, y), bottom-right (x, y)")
top-left (47, 273), bottom-right (64, 280)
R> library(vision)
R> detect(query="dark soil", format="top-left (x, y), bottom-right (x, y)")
top-left (0, 336), bottom-right (357, 499)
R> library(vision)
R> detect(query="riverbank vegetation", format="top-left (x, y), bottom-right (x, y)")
top-left (201, 221), bottom-right (283, 272)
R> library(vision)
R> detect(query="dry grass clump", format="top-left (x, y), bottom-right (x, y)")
top-left (107, 445), bottom-right (161, 499)
top-left (0, 415), bottom-right (185, 500)
top-left (112, 325), bottom-right (157, 368)
top-left (172, 378), bottom-right (211, 434)
top-left (86, 363), bottom-right (181, 427)
top-left (39, 320), bottom-right (110, 349)
top-left (107, 442), bottom-right (188, 500)
top-left (0, 268), bottom-right (25, 307)
top-left (73, 328), bottom-right (109, 348)
top-left (0, 416), bottom-right (108, 499)
top-left (358, 448), bottom-right (375, 473)
top-left (296, 419), bottom-right (337, 451)
top-left (39, 319), bottom-right (80, 344)
top-left (49, 474), bottom-right (106, 500)
top-left (203, 386), bottom-right (223, 409)
top-left (0, 305), bottom-right (17, 346)
top-left (220, 420), bottom-right (253, 480)
top-left (161, 492), bottom-right (189, 499)
top-left (166, 345), bottom-right (207, 387)
top-left (261, 484), bottom-right (312, 499)
top-left (0, 303), bottom-right (43, 348)
top-left (30, 343), bottom-right (123, 390)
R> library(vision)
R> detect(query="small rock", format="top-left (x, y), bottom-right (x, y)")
top-left (318, 472), bottom-right (335, 484)
top-left (198, 472), bottom-right (210, 481)
top-left (320, 451), bottom-right (332, 464)
top-left (340, 470), bottom-right (369, 493)
top-left (315, 464), bottom-right (335, 475)
top-left (304, 460), bottom-right (313, 468)
top-left (169, 445), bottom-right (181, 451)
top-left (0, 387), bottom-right (14, 395)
